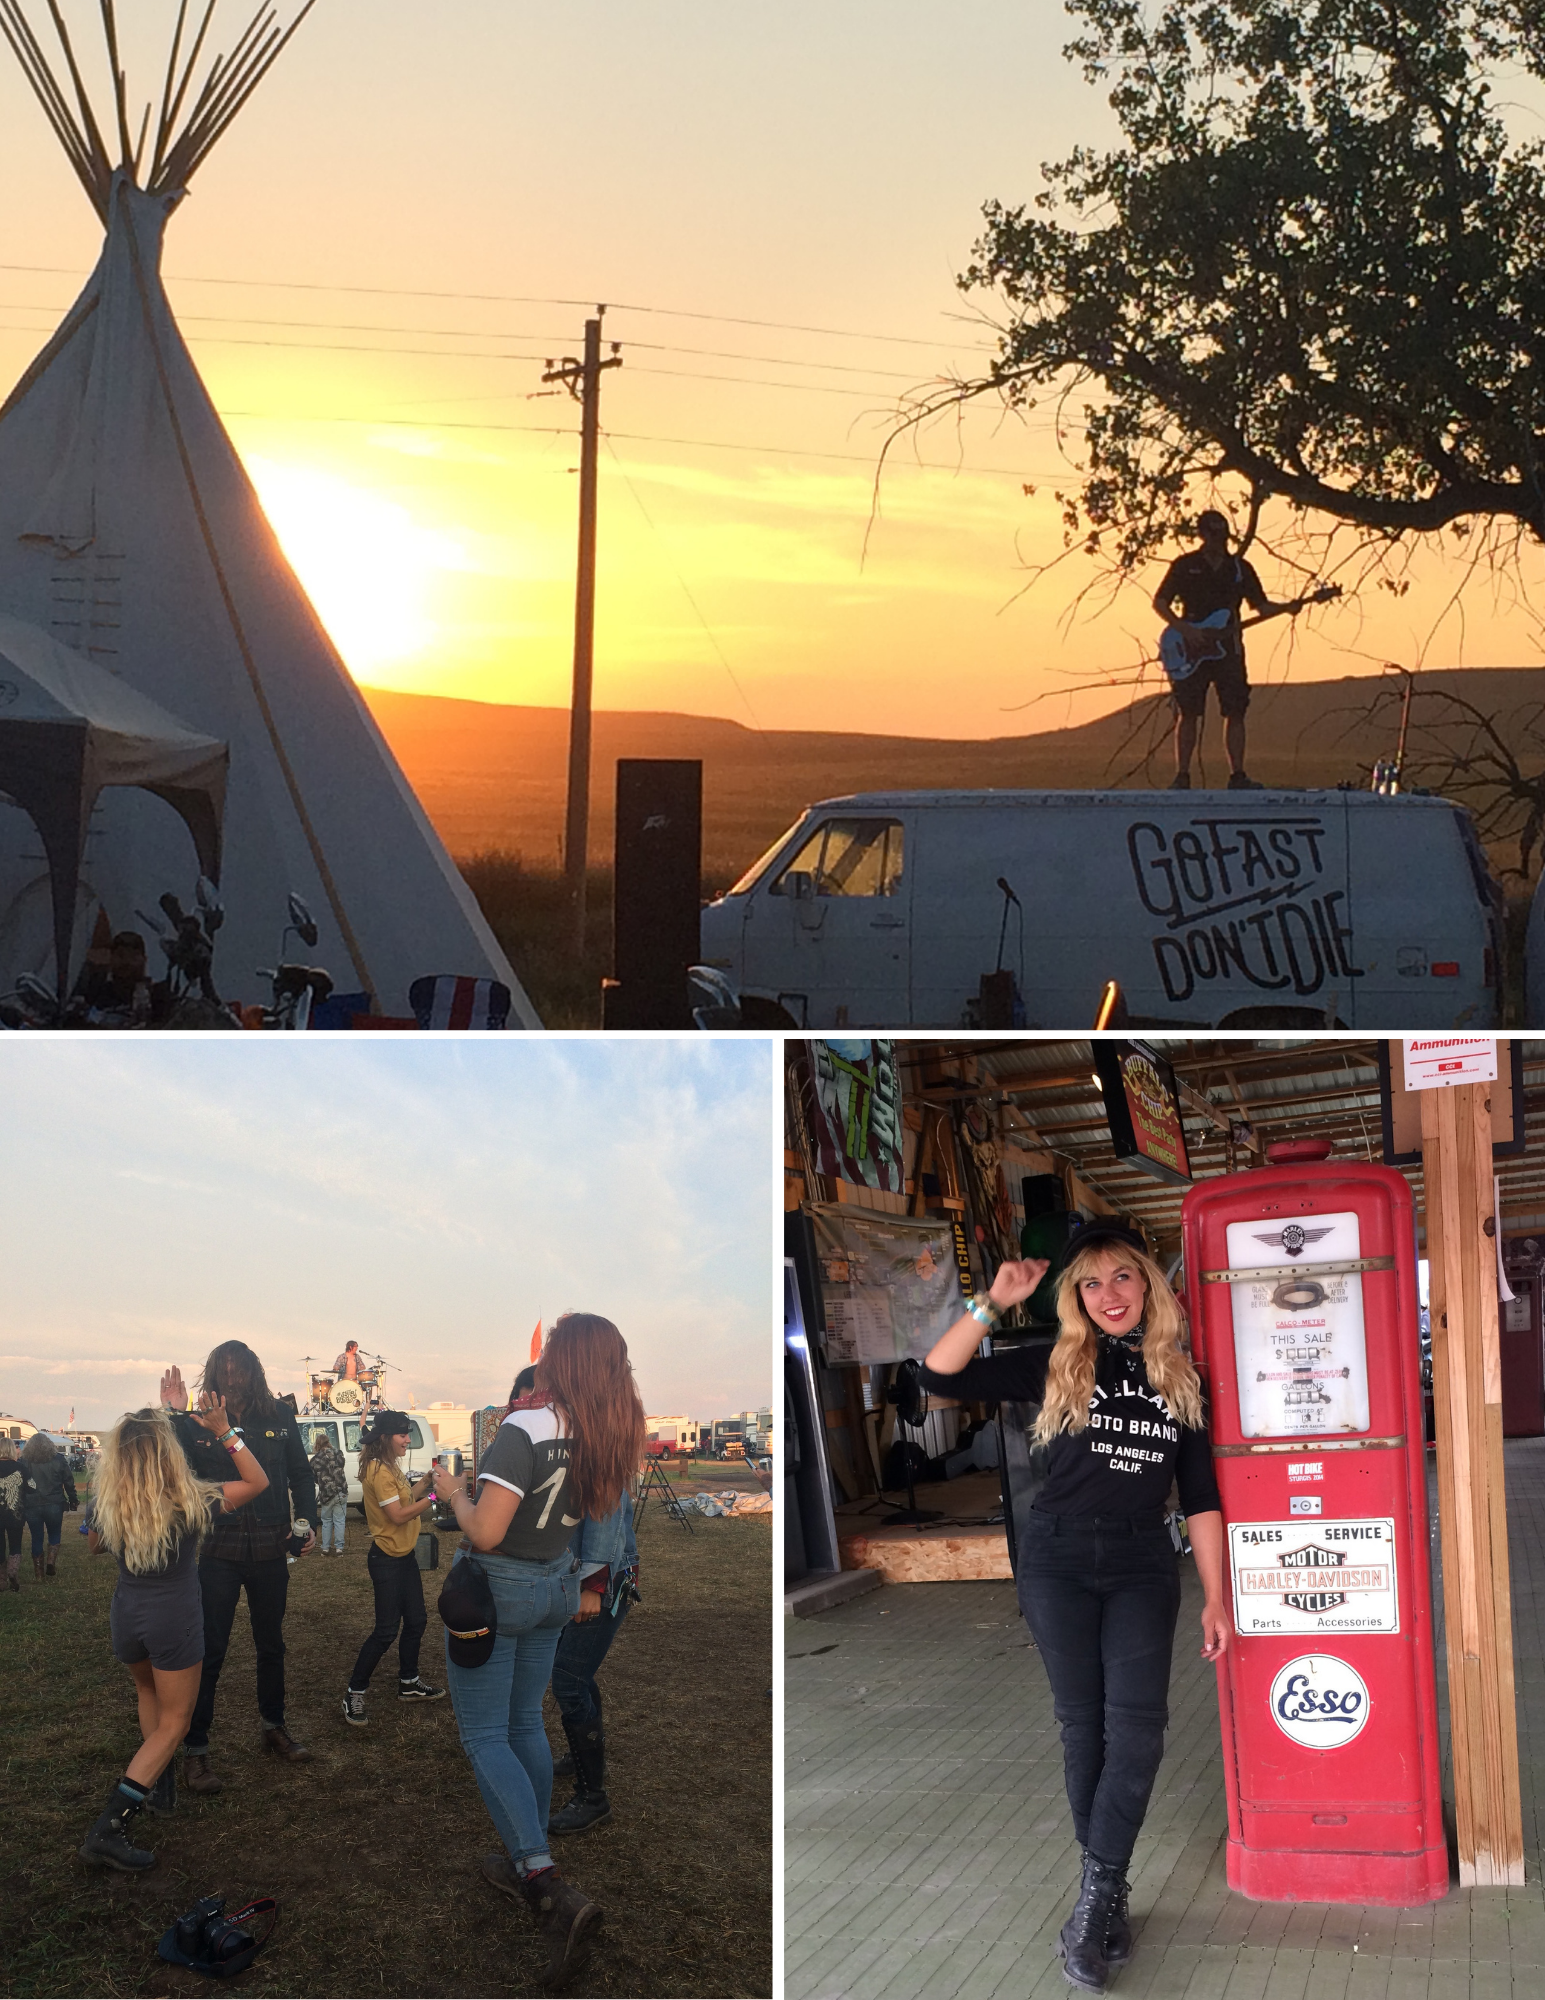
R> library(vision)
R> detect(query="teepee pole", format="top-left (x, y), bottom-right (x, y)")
top-left (41, 0), bottom-right (115, 202)
top-left (98, 0), bottom-right (136, 169)
top-left (151, 0), bottom-right (218, 185)
top-left (0, 4), bottom-right (98, 202)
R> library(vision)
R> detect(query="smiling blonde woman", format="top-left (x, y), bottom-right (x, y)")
top-left (920, 1226), bottom-right (1228, 1996)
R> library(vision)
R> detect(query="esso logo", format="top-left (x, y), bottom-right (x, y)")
top-left (1268, 1654), bottom-right (1370, 1748)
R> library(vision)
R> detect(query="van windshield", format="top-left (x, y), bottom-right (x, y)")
top-left (728, 827), bottom-right (802, 896)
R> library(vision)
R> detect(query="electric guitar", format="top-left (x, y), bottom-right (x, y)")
top-left (1158, 583), bottom-right (1342, 684)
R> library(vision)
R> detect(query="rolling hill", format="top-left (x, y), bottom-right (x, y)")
top-left (363, 667), bottom-right (1545, 886)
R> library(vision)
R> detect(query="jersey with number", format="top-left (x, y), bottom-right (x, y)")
top-left (476, 1407), bottom-right (579, 1560)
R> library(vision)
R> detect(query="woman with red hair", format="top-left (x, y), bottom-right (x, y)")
top-left (433, 1312), bottom-right (646, 1987)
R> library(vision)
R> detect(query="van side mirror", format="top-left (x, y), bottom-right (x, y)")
top-left (784, 870), bottom-right (814, 901)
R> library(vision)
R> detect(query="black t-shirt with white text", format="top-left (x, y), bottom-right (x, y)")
top-left (920, 1335), bottom-right (1221, 1521)
top-left (476, 1406), bottom-right (581, 1561)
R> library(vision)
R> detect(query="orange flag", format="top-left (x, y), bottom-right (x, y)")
top-left (529, 1320), bottom-right (542, 1363)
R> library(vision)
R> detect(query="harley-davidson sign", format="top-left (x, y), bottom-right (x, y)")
top-left (1229, 1518), bottom-right (1399, 1635)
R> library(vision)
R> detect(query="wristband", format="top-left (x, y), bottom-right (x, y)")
top-left (968, 1294), bottom-right (1002, 1327)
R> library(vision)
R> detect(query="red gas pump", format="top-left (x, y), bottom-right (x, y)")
top-left (1181, 1138), bottom-right (1448, 1905)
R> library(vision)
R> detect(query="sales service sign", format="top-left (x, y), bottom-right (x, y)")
top-left (1229, 1518), bottom-right (1400, 1635)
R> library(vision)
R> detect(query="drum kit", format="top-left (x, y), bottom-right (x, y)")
top-left (300, 1353), bottom-right (392, 1417)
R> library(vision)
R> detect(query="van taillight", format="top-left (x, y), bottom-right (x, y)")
top-left (1432, 962), bottom-right (1460, 977)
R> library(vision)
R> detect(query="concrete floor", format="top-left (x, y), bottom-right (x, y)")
top-left (785, 1439), bottom-right (1545, 1999)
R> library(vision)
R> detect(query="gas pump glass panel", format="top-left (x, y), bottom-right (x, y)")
top-left (1226, 1210), bottom-right (1372, 1436)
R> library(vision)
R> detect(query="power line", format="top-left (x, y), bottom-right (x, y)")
top-left (0, 294), bottom-right (949, 378)
top-left (0, 260), bottom-right (980, 351)
top-left (215, 405), bottom-right (1069, 476)
top-left (603, 430), bottom-right (762, 732)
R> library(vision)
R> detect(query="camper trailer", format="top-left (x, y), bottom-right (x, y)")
top-left (698, 788), bottom-right (1504, 1029)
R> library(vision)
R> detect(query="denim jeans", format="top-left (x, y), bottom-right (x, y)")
top-left (1016, 1512), bottom-right (1182, 1870)
top-left (25, 1498), bottom-right (64, 1555)
top-left (551, 1593), bottom-right (631, 1730)
top-left (445, 1549), bottom-right (579, 1866)
top-left (318, 1497), bottom-right (347, 1550)
top-left (350, 1545), bottom-right (427, 1686)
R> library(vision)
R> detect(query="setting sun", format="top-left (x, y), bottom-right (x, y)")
top-left (243, 457), bottom-right (467, 682)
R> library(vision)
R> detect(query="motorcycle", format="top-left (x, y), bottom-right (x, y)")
top-left (256, 893), bottom-right (334, 1030)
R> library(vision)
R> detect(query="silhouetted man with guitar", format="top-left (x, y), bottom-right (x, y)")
top-left (1153, 511), bottom-right (1336, 790)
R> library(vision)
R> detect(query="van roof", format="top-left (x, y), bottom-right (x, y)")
top-left (803, 788), bottom-right (1461, 813)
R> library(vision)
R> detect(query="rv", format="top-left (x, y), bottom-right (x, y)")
top-left (698, 788), bottom-right (1504, 1029)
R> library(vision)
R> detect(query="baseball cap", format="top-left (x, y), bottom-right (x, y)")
top-left (1068, 1221), bottom-right (1148, 1261)
top-left (437, 1557), bottom-right (497, 1668)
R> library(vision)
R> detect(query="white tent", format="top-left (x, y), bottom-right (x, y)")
top-left (0, 608), bottom-right (228, 999)
top-left (0, 2), bottom-right (539, 1023)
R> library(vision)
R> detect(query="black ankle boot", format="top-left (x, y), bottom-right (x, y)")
top-left (1059, 1850), bottom-right (1121, 1992)
top-left (144, 1763), bottom-right (177, 1818)
top-left (548, 1717), bottom-right (612, 1835)
top-left (1104, 1867), bottom-right (1132, 1966)
top-left (79, 1782), bottom-right (156, 1872)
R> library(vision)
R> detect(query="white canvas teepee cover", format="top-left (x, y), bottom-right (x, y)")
top-left (0, 166), bottom-right (538, 1021)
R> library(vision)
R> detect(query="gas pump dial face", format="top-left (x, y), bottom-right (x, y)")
top-left (1226, 1210), bottom-right (1371, 1437)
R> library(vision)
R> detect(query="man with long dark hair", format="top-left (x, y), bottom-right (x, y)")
top-left (159, 1341), bottom-right (318, 1793)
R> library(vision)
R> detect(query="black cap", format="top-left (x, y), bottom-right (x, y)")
top-left (366, 1410), bottom-right (412, 1437)
top-left (1068, 1221), bottom-right (1148, 1260)
top-left (438, 1557), bottom-right (497, 1668)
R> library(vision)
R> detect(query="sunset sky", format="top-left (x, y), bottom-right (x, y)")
top-left (0, 1037), bottom-right (771, 1432)
top-left (1, 1), bottom-right (1543, 737)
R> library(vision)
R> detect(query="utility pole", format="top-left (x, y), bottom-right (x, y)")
top-left (544, 310), bottom-right (622, 957)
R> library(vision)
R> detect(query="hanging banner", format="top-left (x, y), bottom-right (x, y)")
top-left (810, 1204), bottom-right (961, 1365)
top-left (807, 1040), bottom-right (905, 1194)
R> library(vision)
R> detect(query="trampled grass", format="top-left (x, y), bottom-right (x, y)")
top-left (0, 1508), bottom-right (771, 1998)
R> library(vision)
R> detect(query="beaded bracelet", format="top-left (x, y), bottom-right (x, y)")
top-left (968, 1294), bottom-right (1002, 1328)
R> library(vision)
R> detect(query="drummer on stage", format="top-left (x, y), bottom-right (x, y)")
top-left (333, 1342), bottom-right (362, 1381)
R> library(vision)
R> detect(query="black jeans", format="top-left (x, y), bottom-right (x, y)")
top-left (551, 1594), bottom-right (631, 1730)
top-left (185, 1555), bottom-right (291, 1750)
top-left (1016, 1512), bottom-right (1182, 1871)
top-left (350, 1545), bottom-right (426, 1688)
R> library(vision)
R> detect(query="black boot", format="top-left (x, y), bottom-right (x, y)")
top-left (79, 1781), bottom-right (157, 1872)
top-left (549, 1716), bottom-right (612, 1835)
top-left (144, 1763), bottom-right (177, 1818)
top-left (1104, 1867), bottom-right (1133, 1966)
top-left (552, 1690), bottom-right (602, 1783)
top-left (1058, 1850), bottom-right (1121, 1993)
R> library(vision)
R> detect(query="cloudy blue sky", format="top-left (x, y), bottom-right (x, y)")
top-left (0, 1038), bottom-right (772, 1432)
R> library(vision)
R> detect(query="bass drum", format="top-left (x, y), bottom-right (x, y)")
top-left (330, 1379), bottom-right (365, 1416)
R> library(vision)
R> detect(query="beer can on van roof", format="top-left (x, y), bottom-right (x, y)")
top-left (700, 788), bottom-right (1501, 1029)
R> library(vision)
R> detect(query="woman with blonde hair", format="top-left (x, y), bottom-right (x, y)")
top-left (920, 1226), bottom-right (1228, 1997)
top-left (433, 1311), bottom-right (647, 1988)
top-left (79, 1398), bottom-right (268, 1871)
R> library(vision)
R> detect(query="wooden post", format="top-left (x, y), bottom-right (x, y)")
top-left (1421, 1078), bottom-right (1524, 1885)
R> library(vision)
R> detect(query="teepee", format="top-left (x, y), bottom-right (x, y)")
top-left (0, 1), bottom-right (539, 1023)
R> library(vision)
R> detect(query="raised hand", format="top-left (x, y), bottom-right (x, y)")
top-left (987, 1258), bottom-right (1052, 1310)
top-left (192, 1390), bottom-right (230, 1435)
top-left (160, 1364), bottom-right (188, 1411)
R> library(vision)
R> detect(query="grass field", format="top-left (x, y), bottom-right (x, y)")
top-left (0, 1508), bottom-right (771, 1999)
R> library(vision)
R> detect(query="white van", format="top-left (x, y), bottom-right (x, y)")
top-left (698, 788), bottom-right (1503, 1029)
top-left (297, 1413), bottom-right (440, 1510)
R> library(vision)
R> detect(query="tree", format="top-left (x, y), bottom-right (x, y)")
top-left (949, 0), bottom-right (1545, 576)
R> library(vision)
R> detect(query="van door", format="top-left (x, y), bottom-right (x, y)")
top-left (747, 815), bottom-right (910, 1025)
